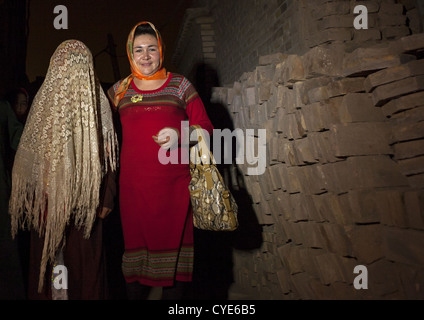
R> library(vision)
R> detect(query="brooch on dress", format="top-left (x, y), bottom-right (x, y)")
top-left (131, 94), bottom-right (143, 103)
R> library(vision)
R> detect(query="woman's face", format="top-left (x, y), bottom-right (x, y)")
top-left (14, 92), bottom-right (28, 116)
top-left (133, 33), bottom-right (161, 77)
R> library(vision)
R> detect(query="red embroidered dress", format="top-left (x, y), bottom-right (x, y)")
top-left (108, 73), bottom-right (213, 287)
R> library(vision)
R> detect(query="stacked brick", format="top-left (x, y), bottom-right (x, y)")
top-left (185, 0), bottom-right (423, 86)
top-left (212, 32), bottom-right (424, 300)
top-left (177, 0), bottom-right (424, 300)
top-left (189, 0), bottom-right (299, 86)
top-left (302, 0), bottom-right (418, 48)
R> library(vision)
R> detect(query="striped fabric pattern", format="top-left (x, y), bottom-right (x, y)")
top-left (122, 245), bottom-right (194, 285)
top-left (109, 73), bottom-right (199, 111)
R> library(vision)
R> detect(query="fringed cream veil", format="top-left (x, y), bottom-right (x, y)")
top-left (9, 40), bottom-right (118, 292)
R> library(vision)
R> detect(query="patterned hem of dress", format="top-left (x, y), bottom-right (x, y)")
top-left (122, 246), bottom-right (193, 287)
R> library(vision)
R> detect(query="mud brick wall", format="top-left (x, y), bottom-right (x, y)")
top-left (211, 33), bottom-right (424, 299)
top-left (186, 0), bottom-right (423, 86)
top-left (172, 7), bottom-right (216, 81)
top-left (173, 0), bottom-right (424, 300)
top-left (190, 0), bottom-right (303, 86)
top-left (302, 0), bottom-right (419, 48)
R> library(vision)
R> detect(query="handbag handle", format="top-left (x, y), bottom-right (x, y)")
top-left (190, 125), bottom-right (216, 166)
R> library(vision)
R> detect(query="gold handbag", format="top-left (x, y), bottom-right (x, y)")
top-left (189, 125), bottom-right (238, 231)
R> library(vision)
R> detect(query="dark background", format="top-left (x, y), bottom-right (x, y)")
top-left (0, 0), bottom-right (194, 95)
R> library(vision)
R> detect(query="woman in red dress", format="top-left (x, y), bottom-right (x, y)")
top-left (108, 21), bottom-right (213, 299)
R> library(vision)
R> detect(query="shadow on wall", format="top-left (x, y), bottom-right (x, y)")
top-left (189, 62), bottom-right (263, 300)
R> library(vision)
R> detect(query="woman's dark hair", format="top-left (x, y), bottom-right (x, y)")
top-left (134, 23), bottom-right (157, 38)
top-left (133, 23), bottom-right (165, 56)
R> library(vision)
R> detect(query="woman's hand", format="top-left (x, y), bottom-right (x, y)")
top-left (153, 127), bottom-right (180, 150)
top-left (98, 207), bottom-right (112, 219)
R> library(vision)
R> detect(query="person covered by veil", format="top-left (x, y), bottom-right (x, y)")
top-left (9, 39), bottom-right (118, 300)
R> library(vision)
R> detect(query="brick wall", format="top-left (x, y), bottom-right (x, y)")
top-left (189, 0), bottom-right (302, 86)
top-left (172, 0), bottom-right (424, 299)
top-left (172, 7), bottom-right (211, 81)
top-left (213, 33), bottom-right (424, 300)
top-left (176, 0), bottom-right (424, 86)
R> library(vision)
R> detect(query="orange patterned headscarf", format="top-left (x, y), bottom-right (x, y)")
top-left (113, 21), bottom-right (168, 106)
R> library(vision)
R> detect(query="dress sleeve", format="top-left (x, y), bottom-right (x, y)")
top-left (186, 97), bottom-right (214, 135)
top-left (184, 76), bottom-right (214, 137)
top-left (181, 77), bottom-right (214, 149)
top-left (107, 81), bottom-right (121, 110)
